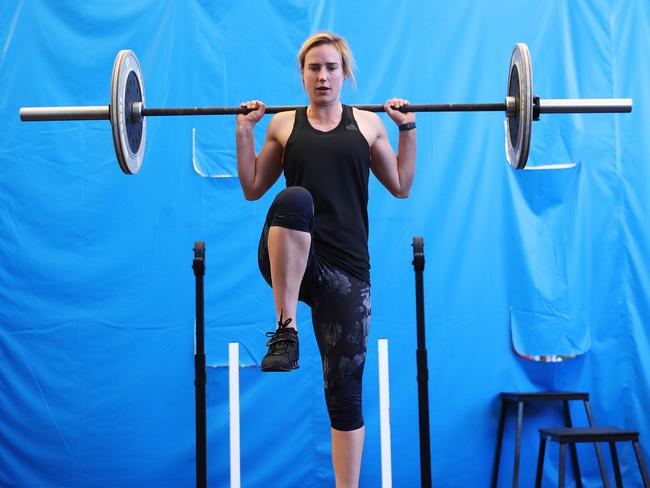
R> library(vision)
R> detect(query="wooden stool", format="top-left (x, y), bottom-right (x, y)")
top-left (535, 427), bottom-right (650, 487)
top-left (491, 392), bottom-right (607, 487)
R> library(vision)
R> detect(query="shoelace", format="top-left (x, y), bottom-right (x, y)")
top-left (265, 313), bottom-right (296, 353)
top-left (266, 312), bottom-right (293, 337)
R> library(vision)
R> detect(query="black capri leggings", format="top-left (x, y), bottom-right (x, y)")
top-left (258, 186), bottom-right (371, 431)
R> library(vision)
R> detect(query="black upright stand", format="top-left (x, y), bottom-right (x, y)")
top-left (412, 237), bottom-right (432, 488)
top-left (192, 241), bottom-right (207, 488)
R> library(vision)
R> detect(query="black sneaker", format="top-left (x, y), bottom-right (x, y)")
top-left (261, 315), bottom-right (299, 372)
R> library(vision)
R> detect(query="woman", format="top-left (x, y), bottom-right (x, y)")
top-left (236, 32), bottom-right (416, 487)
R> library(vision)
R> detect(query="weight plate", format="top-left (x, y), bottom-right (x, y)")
top-left (110, 50), bottom-right (146, 175)
top-left (505, 43), bottom-right (532, 169)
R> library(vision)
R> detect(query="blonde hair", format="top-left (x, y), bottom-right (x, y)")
top-left (297, 32), bottom-right (357, 87)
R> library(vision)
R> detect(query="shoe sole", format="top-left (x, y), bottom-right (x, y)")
top-left (261, 361), bottom-right (299, 372)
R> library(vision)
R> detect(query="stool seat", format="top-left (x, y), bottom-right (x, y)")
top-left (501, 391), bottom-right (590, 401)
top-left (535, 426), bottom-right (650, 488)
top-left (541, 427), bottom-right (640, 443)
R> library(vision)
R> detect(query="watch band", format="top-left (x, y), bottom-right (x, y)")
top-left (398, 121), bottom-right (416, 131)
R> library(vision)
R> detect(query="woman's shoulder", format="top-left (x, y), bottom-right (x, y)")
top-left (350, 107), bottom-right (384, 146)
top-left (270, 109), bottom-right (298, 125)
top-left (351, 106), bottom-right (381, 126)
top-left (268, 110), bottom-right (298, 147)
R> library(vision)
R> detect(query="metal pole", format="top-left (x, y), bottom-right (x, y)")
top-left (192, 242), bottom-right (207, 488)
top-left (412, 237), bottom-right (431, 488)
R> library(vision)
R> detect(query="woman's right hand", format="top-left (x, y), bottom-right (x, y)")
top-left (236, 100), bottom-right (266, 129)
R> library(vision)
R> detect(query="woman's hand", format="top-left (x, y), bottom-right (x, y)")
top-left (384, 98), bottom-right (415, 126)
top-left (236, 100), bottom-right (266, 129)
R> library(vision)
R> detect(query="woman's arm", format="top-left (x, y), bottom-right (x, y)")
top-left (236, 100), bottom-right (284, 200)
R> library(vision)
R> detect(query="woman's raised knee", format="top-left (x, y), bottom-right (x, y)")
top-left (270, 186), bottom-right (314, 232)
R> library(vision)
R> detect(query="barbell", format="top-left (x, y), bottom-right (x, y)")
top-left (19, 44), bottom-right (632, 175)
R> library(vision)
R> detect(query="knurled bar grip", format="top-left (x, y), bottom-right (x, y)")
top-left (18, 103), bottom-right (507, 120)
top-left (19, 98), bottom-right (632, 122)
top-left (142, 103), bottom-right (508, 116)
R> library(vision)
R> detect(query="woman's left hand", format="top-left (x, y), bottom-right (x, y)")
top-left (384, 98), bottom-right (416, 126)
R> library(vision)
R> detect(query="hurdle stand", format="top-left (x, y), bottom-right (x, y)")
top-left (192, 241), bottom-right (207, 488)
top-left (412, 236), bottom-right (432, 488)
top-left (194, 237), bottom-right (394, 486)
top-left (225, 339), bottom-right (394, 486)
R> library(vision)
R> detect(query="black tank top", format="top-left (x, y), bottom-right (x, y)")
top-left (283, 105), bottom-right (371, 283)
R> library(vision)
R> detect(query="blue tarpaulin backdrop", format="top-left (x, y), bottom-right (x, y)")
top-left (1, 1), bottom-right (649, 487)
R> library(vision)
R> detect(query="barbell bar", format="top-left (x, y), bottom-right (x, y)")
top-left (19, 99), bottom-right (632, 119)
top-left (19, 44), bottom-right (632, 175)
top-left (20, 99), bottom-right (632, 120)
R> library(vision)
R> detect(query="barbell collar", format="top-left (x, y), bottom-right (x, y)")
top-left (538, 98), bottom-right (633, 114)
top-left (506, 96), bottom-right (518, 117)
top-left (132, 102), bottom-right (143, 122)
top-left (20, 106), bottom-right (110, 121)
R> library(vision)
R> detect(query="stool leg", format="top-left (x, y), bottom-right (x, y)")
top-left (609, 442), bottom-right (623, 488)
top-left (584, 399), bottom-right (610, 487)
top-left (490, 400), bottom-right (507, 488)
top-left (534, 437), bottom-right (546, 488)
top-left (632, 441), bottom-right (650, 488)
top-left (563, 400), bottom-right (583, 487)
top-left (557, 442), bottom-right (566, 488)
top-left (513, 401), bottom-right (524, 488)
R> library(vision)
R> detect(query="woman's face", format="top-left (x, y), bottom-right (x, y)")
top-left (302, 43), bottom-right (345, 107)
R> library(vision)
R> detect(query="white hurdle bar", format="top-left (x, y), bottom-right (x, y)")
top-left (226, 339), bottom-right (393, 487)
top-left (378, 338), bottom-right (393, 488)
top-left (229, 342), bottom-right (241, 488)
